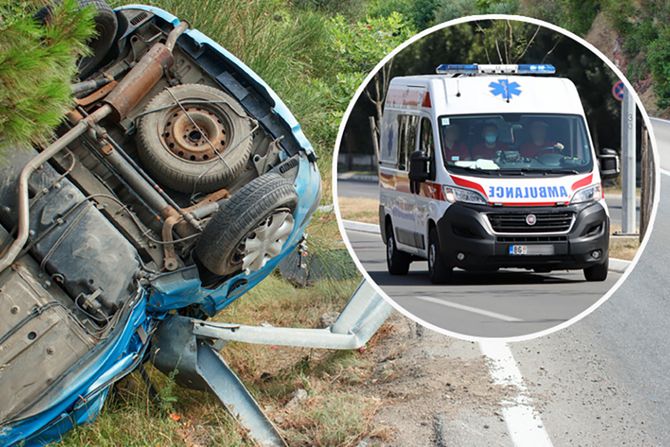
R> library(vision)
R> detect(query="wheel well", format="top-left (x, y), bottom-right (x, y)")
top-left (383, 214), bottom-right (393, 244)
top-left (427, 219), bottom-right (436, 235)
top-left (426, 219), bottom-right (437, 249)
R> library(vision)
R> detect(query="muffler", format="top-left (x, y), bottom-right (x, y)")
top-left (104, 21), bottom-right (189, 121)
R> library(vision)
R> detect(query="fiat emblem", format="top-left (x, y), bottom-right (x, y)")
top-left (526, 214), bottom-right (537, 226)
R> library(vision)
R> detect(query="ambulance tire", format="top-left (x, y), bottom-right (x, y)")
top-left (428, 227), bottom-right (452, 284)
top-left (583, 257), bottom-right (608, 282)
top-left (386, 223), bottom-right (410, 275)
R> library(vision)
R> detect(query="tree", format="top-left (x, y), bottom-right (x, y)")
top-left (0, 0), bottom-right (95, 150)
top-left (328, 12), bottom-right (415, 161)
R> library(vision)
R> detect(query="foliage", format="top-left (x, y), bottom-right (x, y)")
top-left (518, 0), bottom-right (600, 35)
top-left (367, 0), bottom-right (439, 30)
top-left (600, 0), bottom-right (670, 110)
top-left (434, 0), bottom-right (519, 23)
top-left (0, 0), bottom-right (95, 149)
top-left (647, 28), bottom-right (670, 109)
top-left (328, 12), bottom-right (415, 76)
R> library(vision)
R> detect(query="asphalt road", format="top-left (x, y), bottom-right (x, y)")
top-left (505, 117), bottom-right (670, 445)
top-left (344, 118), bottom-right (670, 446)
top-left (345, 228), bottom-right (621, 338)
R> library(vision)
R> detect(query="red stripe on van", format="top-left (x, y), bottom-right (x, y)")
top-left (571, 173), bottom-right (593, 191)
top-left (450, 175), bottom-right (488, 198)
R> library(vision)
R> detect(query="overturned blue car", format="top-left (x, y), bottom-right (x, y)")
top-left (0, 4), bottom-right (392, 446)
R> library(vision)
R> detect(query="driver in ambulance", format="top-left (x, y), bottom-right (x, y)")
top-left (520, 120), bottom-right (565, 158)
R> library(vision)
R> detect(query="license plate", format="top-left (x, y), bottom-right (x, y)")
top-left (508, 245), bottom-right (555, 256)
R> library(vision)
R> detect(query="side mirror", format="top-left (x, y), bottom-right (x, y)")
top-left (598, 148), bottom-right (620, 180)
top-left (408, 150), bottom-right (431, 182)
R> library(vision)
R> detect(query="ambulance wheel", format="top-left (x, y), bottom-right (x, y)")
top-left (386, 223), bottom-right (410, 275)
top-left (583, 258), bottom-right (608, 282)
top-left (428, 227), bottom-right (452, 284)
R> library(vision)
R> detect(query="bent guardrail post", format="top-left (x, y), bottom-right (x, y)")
top-left (151, 280), bottom-right (391, 447)
top-left (191, 280), bottom-right (392, 349)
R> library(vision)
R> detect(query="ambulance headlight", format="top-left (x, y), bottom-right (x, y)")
top-left (443, 186), bottom-right (487, 205)
top-left (571, 184), bottom-right (601, 204)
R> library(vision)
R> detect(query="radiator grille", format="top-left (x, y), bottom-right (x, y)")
top-left (487, 211), bottom-right (574, 233)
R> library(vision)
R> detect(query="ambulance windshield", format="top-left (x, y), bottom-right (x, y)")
top-left (439, 113), bottom-right (594, 176)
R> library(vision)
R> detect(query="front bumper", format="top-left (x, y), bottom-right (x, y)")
top-left (435, 201), bottom-right (609, 271)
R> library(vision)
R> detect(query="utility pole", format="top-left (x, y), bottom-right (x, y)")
top-left (621, 87), bottom-right (636, 234)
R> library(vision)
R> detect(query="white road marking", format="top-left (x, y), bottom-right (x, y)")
top-left (415, 295), bottom-right (523, 322)
top-left (650, 116), bottom-right (670, 125)
top-left (479, 341), bottom-right (554, 447)
top-left (661, 168), bottom-right (670, 177)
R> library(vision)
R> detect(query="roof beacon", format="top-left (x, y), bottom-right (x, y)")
top-left (436, 64), bottom-right (556, 75)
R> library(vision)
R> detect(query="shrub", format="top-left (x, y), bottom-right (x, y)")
top-left (0, 0), bottom-right (95, 149)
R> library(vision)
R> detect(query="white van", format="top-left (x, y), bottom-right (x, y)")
top-left (378, 64), bottom-right (620, 284)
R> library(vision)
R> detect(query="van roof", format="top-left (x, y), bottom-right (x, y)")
top-left (386, 75), bottom-right (584, 116)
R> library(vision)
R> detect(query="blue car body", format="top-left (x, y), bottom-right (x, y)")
top-left (0, 5), bottom-right (320, 446)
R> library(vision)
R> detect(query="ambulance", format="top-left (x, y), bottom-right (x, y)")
top-left (378, 64), bottom-right (620, 284)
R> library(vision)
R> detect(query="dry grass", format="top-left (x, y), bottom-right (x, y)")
top-left (337, 197), bottom-right (380, 224)
top-left (609, 236), bottom-right (639, 260)
top-left (609, 224), bottom-right (640, 260)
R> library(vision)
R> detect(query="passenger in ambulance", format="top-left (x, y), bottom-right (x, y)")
top-left (441, 123), bottom-right (470, 162)
top-left (519, 120), bottom-right (565, 158)
top-left (471, 122), bottom-right (508, 159)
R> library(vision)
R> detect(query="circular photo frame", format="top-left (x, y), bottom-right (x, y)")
top-left (333, 14), bottom-right (661, 342)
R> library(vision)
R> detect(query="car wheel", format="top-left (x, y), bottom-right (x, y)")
top-left (36, 1), bottom-right (119, 79)
top-left (138, 84), bottom-right (254, 193)
top-left (386, 223), bottom-right (410, 275)
top-left (584, 257), bottom-right (608, 282)
top-left (194, 173), bottom-right (297, 277)
top-left (428, 227), bottom-right (452, 284)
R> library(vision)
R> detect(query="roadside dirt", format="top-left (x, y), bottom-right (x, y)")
top-left (338, 197), bottom-right (380, 224)
top-left (360, 313), bottom-right (513, 446)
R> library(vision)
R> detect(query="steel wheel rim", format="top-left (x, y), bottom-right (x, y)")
top-left (235, 210), bottom-right (294, 273)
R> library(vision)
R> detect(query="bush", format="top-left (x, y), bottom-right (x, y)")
top-left (0, 0), bottom-right (95, 149)
top-left (647, 28), bottom-right (670, 109)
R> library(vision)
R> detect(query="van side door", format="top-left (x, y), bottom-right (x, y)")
top-left (385, 113), bottom-right (423, 255)
top-left (409, 116), bottom-right (436, 254)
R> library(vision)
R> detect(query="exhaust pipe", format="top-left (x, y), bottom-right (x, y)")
top-left (0, 21), bottom-right (190, 273)
top-left (0, 105), bottom-right (112, 273)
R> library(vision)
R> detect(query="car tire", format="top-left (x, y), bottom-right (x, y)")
top-left (428, 227), bottom-right (452, 284)
top-left (583, 257), bottom-right (608, 282)
top-left (138, 84), bottom-right (254, 193)
top-left (77, 0), bottom-right (118, 78)
top-left (386, 222), bottom-right (410, 275)
top-left (36, 1), bottom-right (119, 78)
top-left (194, 173), bottom-right (297, 277)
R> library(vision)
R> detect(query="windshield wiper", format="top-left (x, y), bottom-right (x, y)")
top-left (499, 168), bottom-right (581, 176)
top-left (548, 168), bottom-right (581, 175)
top-left (449, 165), bottom-right (497, 175)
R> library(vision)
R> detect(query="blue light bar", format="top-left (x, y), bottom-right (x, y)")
top-left (517, 64), bottom-right (556, 74)
top-left (436, 63), bottom-right (556, 75)
top-left (436, 64), bottom-right (478, 74)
